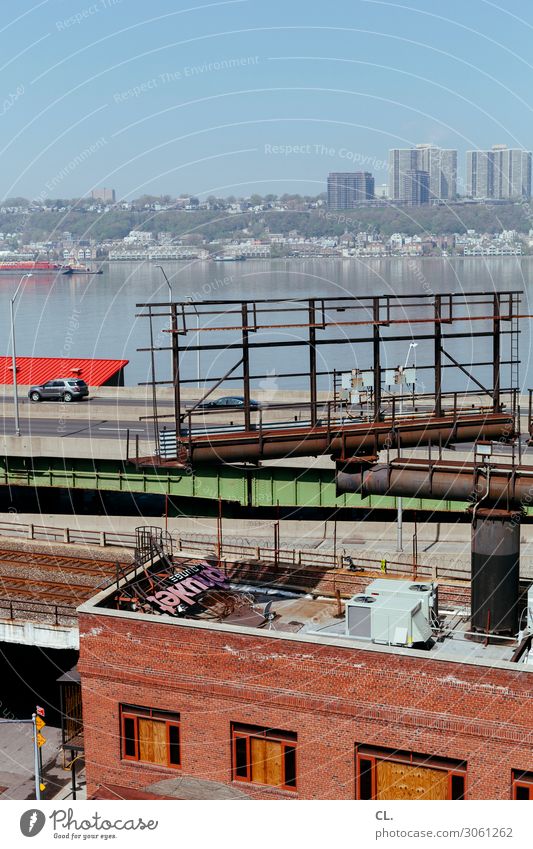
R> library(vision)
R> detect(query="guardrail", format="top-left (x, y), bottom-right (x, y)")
top-left (0, 520), bottom-right (137, 549)
top-left (0, 597), bottom-right (76, 625)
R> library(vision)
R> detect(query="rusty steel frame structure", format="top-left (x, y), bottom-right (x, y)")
top-left (136, 290), bottom-right (521, 466)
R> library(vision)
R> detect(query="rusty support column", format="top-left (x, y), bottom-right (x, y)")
top-left (242, 302), bottom-right (251, 432)
top-left (373, 298), bottom-right (381, 420)
top-left (493, 293), bottom-right (501, 412)
top-left (471, 507), bottom-right (520, 636)
top-left (309, 299), bottom-right (318, 426)
top-left (171, 303), bottom-right (181, 431)
top-left (217, 498), bottom-right (223, 562)
top-left (148, 306), bottom-right (160, 454)
top-left (434, 294), bottom-right (442, 418)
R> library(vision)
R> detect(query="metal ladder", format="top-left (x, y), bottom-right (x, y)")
top-left (510, 295), bottom-right (520, 391)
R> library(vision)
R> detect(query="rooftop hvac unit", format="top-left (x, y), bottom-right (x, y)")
top-left (364, 578), bottom-right (438, 623)
top-left (345, 594), bottom-right (377, 640)
top-left (345, 592), bottom-right (433, 648)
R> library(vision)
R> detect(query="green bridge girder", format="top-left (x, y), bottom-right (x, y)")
top-left (0, 454), bottom-right (524, 514)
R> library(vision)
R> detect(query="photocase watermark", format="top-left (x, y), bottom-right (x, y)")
top-left (32, 138), bottom-right (108, 205)
top-left (263, 143), bottom-right (390, 171)
top-left (60, 311), bottom-right (82, 359)
top-left (1, 84), bottom-right (24, 117)
top-left (19, 807), bottom-right (158, 838)
top-left (113, 56), bottom-right (260, 103)
top-left (57, 309), bottom-right (82, 435)
top-left (406, 258), bottom-right (434, 296)
top-left (318, 209), bottom-right (361, 227)
top-left (186, 274), bottom-right (234, 303)
top-left (56, 0), bottom-right (122, 31)
top-left (20, 809), bottom-right (46, 837)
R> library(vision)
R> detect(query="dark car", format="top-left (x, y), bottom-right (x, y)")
top-left (28, 378), bottom-right (89, 402)
top-left (197, 395), bottom-right (260, 410)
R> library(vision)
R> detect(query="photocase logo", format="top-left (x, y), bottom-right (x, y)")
top-left (258, 368), bottom-right (279, 406)
top-left (20, 809), bottom-right (46, 837)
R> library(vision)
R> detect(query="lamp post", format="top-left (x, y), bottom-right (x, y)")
top-left (397, 342), bottom-right (418, 551)
top-left (11, 273), bottom-right (32, 437)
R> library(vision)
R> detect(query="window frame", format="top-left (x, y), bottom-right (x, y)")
top-left (355, 745), bottom-right (466, 800)
top-left (512, 770), bottom-right (533, 800)
top-left (231, 723), bottom-right (297, 792)
top-left (120, 704), bottom-right (181, 770)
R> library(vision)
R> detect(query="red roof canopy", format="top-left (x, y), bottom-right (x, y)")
top-left (0, 357), bottom-right (129, 386)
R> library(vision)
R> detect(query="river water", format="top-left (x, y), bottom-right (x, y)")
top-left (0, 257), bottom-right (531, 393)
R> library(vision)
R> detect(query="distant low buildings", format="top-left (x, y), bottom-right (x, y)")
top-left (108, 246), bottom-right (209, 261)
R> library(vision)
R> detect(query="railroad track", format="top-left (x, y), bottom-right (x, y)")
top-left (0, 575), bottom-right (109, 602)
top-left (0, 548), bottom-right (122, 606)
top-left (0, 548), bottom-right (120, 576)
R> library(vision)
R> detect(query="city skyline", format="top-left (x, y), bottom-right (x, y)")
top-left (2, 1), bottom-right (533, 200)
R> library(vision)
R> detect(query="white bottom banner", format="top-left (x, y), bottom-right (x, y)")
top-left (2, 800), bottom-right (531, 848)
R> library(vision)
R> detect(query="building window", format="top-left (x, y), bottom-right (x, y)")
top-left (232, 724), bottom-right (297, 791)
top-left (356, 746), bottom-right (466, 800)
top-left (512, 770), bottom-right (533, 800)
top-left (120, 705), bottom-right (180, 769)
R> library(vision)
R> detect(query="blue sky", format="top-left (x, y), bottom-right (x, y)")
top-left (2, 0), bottom-right (533, 199)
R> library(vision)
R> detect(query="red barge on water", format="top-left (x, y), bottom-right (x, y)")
top-left (0, 260), bottom-right (63, 274)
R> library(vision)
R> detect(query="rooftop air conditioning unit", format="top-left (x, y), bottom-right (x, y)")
top-left (365, 578), bottom-right (438, 623)
top-left (345, 591), bottom-right (433, 648)
top-left (345, 595), bottom-right (377, 640)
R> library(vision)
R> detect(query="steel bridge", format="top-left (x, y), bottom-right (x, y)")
top-left (0, 452), bottom-right (521, 514)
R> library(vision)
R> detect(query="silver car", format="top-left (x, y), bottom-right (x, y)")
top-left (28, 378), bottom-right (89, 402)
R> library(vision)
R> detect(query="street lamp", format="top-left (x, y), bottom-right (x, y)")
top-left (11, 273), bottom-right (32, 436)
top-left (157, 265), bottom-right (201, 389)
top-left (399, 341), bottom-right (418, 414)
top-left (397, 342), bottom-right (418, 551)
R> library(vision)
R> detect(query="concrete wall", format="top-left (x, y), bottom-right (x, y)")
top-left (0, 619), bottom-right (78, 649)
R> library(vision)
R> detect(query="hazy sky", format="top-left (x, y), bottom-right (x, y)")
top-left (2, 0), bottom-right (533, 200)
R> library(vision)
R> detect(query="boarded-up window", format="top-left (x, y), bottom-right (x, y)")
top-left (232, 724), bottom-right (297, 791)
top-left (356, 746), bottom-right (466, 801)
top-left (120, 705), bottom-right (180, 769)
top-left (138, 718), bottom-right (167, 766)
top-left (376, 760), bottom-right (449, 800)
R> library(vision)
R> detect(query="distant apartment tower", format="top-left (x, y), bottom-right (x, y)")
top-left (467, 146), bottom-right (532, 199)
top-left (327, 172), bottom-right (375, 208)
top-left (91, 188), bottom-right (116, 203)
top-left (388, 145), bottom-right (457, 203)
top-left (402, 170), bottom-right (430, 206)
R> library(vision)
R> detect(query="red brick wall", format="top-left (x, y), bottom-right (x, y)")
top-left (78, 611), bottom-right (533, 800)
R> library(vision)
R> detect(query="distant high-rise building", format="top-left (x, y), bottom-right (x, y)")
top-left (388, 145), bottom-right (457, 203)
top-left (91, 188), bottom-right (116, 203)
top-left (466, 146), bottom-right (531, 199)
top-left (327, 172), bottom-right (375, 208)
top-left (402, 170), bottom-right (430, 206)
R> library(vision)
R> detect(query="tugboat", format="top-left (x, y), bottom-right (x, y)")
top-left (62, 262), bottom-right (103, 275)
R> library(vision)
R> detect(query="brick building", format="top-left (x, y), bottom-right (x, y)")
top-left (76, 555), bottom-right (533, 801)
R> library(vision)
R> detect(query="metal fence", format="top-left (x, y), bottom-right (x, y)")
top-left (0, 519), bottom-right (472, 582)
